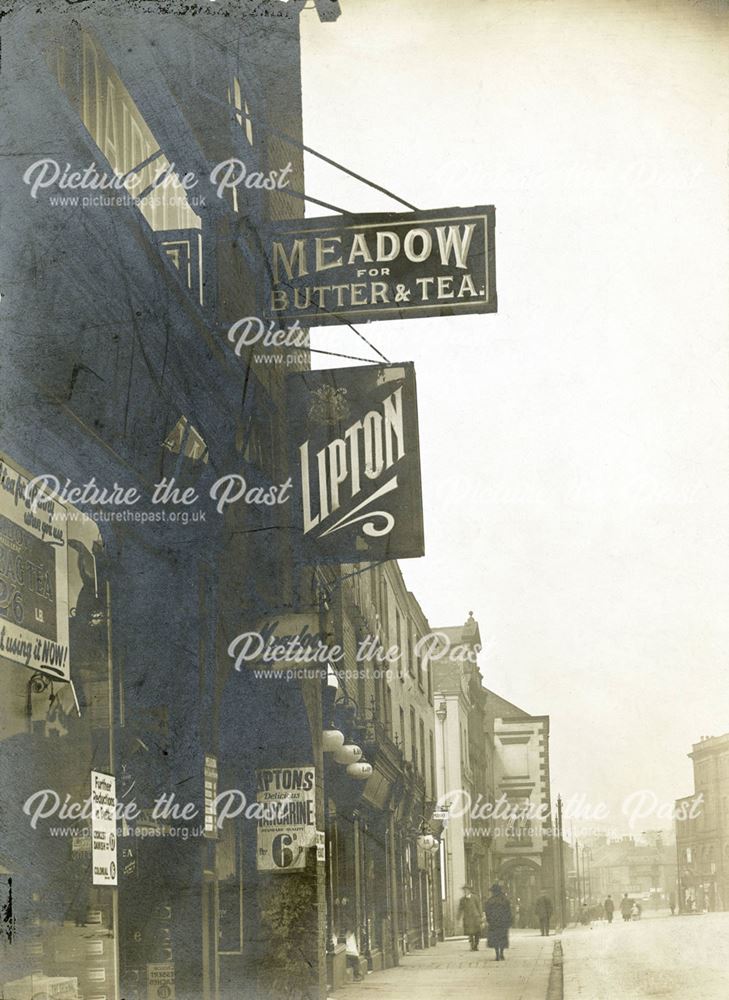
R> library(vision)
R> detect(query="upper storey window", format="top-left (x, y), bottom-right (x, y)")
top-left (53, 31), bottom-right (201, 234)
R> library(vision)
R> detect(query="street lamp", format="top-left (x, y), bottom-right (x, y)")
top-left (334, 743), bottom-right (363, 766)
top-left (347, 762), bottom-right (373, 780)
top-left (322, 729), bottom-right (345, 753)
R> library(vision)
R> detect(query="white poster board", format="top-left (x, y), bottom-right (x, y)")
top-left (256, 766), bottom-right (316, 872)
top-left (91, 770), bottom-right (117, 886)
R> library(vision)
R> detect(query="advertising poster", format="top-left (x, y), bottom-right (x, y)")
top-left (91, 771), bottom-right (118, 887)
top-left (0, 455), bottom-right (70, 680)
top-left (256, 766), bottom-right (316, 873)
top-left (0, 2), bottom-right (727, 1000)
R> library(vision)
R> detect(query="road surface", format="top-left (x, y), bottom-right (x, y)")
top-left (562, 910), bottom-right (729, 1000)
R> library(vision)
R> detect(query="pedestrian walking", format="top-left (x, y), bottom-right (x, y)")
top-left (669, 892), bottom-right (676, 916)
top-left (620, 893), bottom-right (632, 922)
top-left (484, 883), bottom-right (512, 962)
top-left (603, 895), bottom-right (614, 923)
top-left (535, 890), bottom-right (553, 936)
top-left (457, 885), bottom-right (482, 951)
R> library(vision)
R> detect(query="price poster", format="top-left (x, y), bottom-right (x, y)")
top-left (91, 771), bottom-right (117, 887)
top-left (256, 767), bottom-right (316, 873)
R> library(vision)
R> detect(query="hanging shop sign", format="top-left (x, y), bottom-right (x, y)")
top-left (256, 766), bottom-right (316, 872)
top-left (0, 455), bottom-right (70, 681)
top-left (287, 363), bottom-right (424, 562)
top-left (91, 770), bottom-right (117, 886)
top-left (227, 612), bottom-right (331, 673)
top-left (266, 205), bottom-right (496, 326)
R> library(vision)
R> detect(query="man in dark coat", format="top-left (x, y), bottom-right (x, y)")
top-left (535, 890), bottom-right (553, 936)
top-left (604, 895), bottom-right (614, 923)
top-left (484, 883), bottom-right (512, 961)
top-left (620, 893), bottom-right (633, 921)
top-left (457, 885), bottom-right (482, 951)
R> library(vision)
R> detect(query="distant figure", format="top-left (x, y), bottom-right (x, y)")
top-left (669, 892), bottom-right (676, 916)
top-left (457, 885), bottom-right (482, 951)
top-left (535, 891), bottom-right (553, 936)
top-left (620, 893), bottom-right (633, 922)
top-left (579, 902), bottom-right (590, 926)
top-left (630, 901), bottom-right (640, 920)
top-left (603, 895), bottom-right (614, 923)
top-left (484, 883), bottom-right (512, 961)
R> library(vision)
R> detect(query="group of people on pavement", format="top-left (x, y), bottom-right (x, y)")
top-left (619, 893), bottom-right (642, 921)
top-left (457, 884), bottom-right (513, 960)
top-left (599, 893), bottom-right (641, 923)
top-left (458, 885), bottom-right (554, 960)
top-left (461, 883), bottom-right (673, 952)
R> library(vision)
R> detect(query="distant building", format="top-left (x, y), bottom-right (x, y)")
top-left (431, 619), bottom-right (558, 934)
top-left (485, 692), bottom-right (555, 928)
top-left (586, 835), bottom-right (677, 907)
top-left (432, 614), bottom-right (492, 935)
top-left (675, 732), bottom-right (729, 913)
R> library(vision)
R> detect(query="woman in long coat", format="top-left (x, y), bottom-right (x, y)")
top-left (484, 884), bottom-right (512, 961)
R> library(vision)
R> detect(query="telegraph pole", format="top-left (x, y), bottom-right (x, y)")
top-left (556, 795), bottom-right (566, 929)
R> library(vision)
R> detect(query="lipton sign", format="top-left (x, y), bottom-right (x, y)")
top-left (287, 364), bottom-right (424, 562)
top-left (267, 206), bottom-right (496, 326)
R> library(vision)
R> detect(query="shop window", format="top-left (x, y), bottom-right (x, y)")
top-left (217, 820), bottom-right (243, 954)
top-left (0, 458), bottom-right (118, 998)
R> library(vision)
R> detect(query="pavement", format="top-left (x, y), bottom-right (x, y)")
top-left (561, 909), bottom-right (729, 1000)
top-left (330, 930), bottom-right (556, 1000)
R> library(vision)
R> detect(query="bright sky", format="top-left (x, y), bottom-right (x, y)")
top-left (300, 0), bottom-right (729, 835)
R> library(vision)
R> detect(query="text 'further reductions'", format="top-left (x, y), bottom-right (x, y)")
top-left (91, 771), bottom-right (117, 886)
top-left (267, 205), bottom-right (496, 325)
top-left (287, 363), bottom-right (424, 562)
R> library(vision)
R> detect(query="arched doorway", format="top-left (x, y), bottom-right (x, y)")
top-left (497, 858), bottom-right (542, 928)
